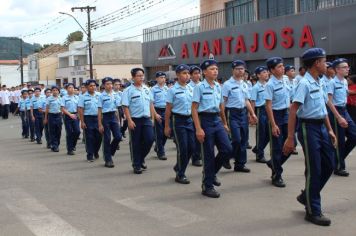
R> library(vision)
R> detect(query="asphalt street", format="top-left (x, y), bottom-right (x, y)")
top-left (0, 116), bottom-right (355, 236)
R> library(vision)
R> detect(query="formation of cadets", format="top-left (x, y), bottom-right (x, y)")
top-left (8, 47), bottom-right (356, 227)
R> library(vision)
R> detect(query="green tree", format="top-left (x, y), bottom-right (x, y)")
top-left (64, 31), bottom-right (84, 45)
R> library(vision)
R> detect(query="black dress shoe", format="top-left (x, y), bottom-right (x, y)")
top-left (175, 176), bottom-right (190, 184)
top-left (252, 146), bottom-right (257, 154)
top-left (94, 153), bottom-right (99, 159)
top-left (234, 166), bottom-right (251, 173)
top-left (116, 144), bottom-right (120, 150)
top-left (272, 178), bottom-right (286, 188)
top-left (133, 167), bottom-right (142, 174)
top-left (256, 157), bottom-right (268, 163)
top-left (52, 147), bottom-right (59, 152)
top-left (266, 160), bottom-right (275, 178)
top-left (37, 140), bottom-right (42, 144)
top-left (213, 177), bottom-right (221, 186)
top-left (192, 160), bottom-right (202, 167)
top-left (105, 161), bottom-right (115, 168)
top-left (222, 161), bottom-right (232, 170)
top-left (158, 155), bottom-right (167, 160)
top-left (297, 190), bottom-right (306, 206)
top-left (122, 134), bottom-right (126, 138)
top-left (87, 159), bottom-right (94, 163)
top-left (141, 162), bottom-right (147, 170)
top-left (30, 138), bottom-right (35, 142)
top-left (246, 144), bottom-right (252, 149)
top-left (334, 169), bottom-right (349, 177)
top-left (47, 144), bottom-right (51, 149)
top-left (305, 213), bottom-right (331, 226)
top-left (292, 150), bottom-right (298, 155)
top-left (67, 151), bottom-right (75, 156)
top-left (202, 188), bottom-right (220, 198)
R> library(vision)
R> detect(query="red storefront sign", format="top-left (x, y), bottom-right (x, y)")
top-left (179, 25), bottom-right (315, 59)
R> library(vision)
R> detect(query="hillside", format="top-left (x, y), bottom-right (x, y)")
top-left (0, 37), bottom-right (41, 60)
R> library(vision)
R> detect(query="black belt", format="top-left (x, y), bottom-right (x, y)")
top-left (155, 107), bottom-right (166, 112)
top-left (256, 106), bottom-right (265, 109)
top-left (172, 112), bottom-right (191, 118)
top-left (84, 115), bottom-right (98, 117)
top-left (335, 106), bottom-right (346, 110)
top-left (49, 113), bottom-right (61, 115)
top-left (198, 112), bottom-right (219, 117)
top-left (300, 118), bottom-right (324, 125)
top-left (226, 107), bottom-right (246, 113)
top-left (273, 108), bottom-right (288, 112)
top-left (103, 111), bottom-right (116, 115)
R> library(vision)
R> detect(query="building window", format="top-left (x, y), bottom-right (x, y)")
top-left (225, 0), bottom-right (255, 26)
top-left (74, 59), bottom-right (79, 66)
top-left (79, 78), bottom-right (83, 85)
top-left (63, 78), bottom-right (68, 86)
top-left (258, 0), bottom-right (295, 20)
top-left (299, 0), bottom-right (356, 12)
top-left (72, 78), bottom-right (76, 86)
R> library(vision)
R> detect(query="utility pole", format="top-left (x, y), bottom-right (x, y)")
top-left (19, 38), bottom-right (24, 85)
top-left (71, 6), bottom-right (96, 80)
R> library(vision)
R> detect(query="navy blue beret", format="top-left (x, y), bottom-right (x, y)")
top-left (200, 59), bottom-right (218, 70)
top-left (232, 59), bottom-right (246, 69)
top-left (155, 71), bottom-right (166, 78)
top-left (64, 83), bottom-right (75, 88)
top-left (44, 88), bottom-right (51, 93)
top-left (122, 82), bottom-right (132, 88)
top-left (27, 88), bottom-right (34, 92)
top-left (34, 87), bottom-right (41, 92)
top-left (102, 77), bottom-right (113, 85)
top-left (254, 66), bottom-right (268, 75)
top-left (131, 68), bottom-right (144, 77)
top-left (21, 89), bottom-right (28, 94)
top-left (175, 64), bottom-right (190, 73)
top-left (284, 65), bottom-right (295, 72)
top-left (113, 78), bottom-right (121, 84)
top-left (301, 48), bottom-right (326, 61)
top-left (326, 62), bottom-right (333, 68)
top-left (51, 85), bottom-right (60, 91)
top-left (266, 57), bottom-right (284, 69)
top-left (85, 79), bottom-right (99, 86)
top-left (332, 58), bottom-right (348, 68)
top-left (189, 65), bottom-right (201, 74)
top-left (167, 79), bottom-right (175, 85)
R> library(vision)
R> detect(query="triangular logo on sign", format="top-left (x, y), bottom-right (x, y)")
top-left (209, 52), bottom-right (215, 60)
top-left (158, 44), bottom-right (176, 60)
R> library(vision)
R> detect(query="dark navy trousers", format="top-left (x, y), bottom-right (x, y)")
top-left (199, 113), bottom-right (232, 190)
top-left (20, 111), bottom-right (29, 137)
top-left (129, 117), bottom-right (154, 169)
top-left (269, 109), bottom-right (292, 179)
top-left (84, 115), bottom-right (102, 161)
top-left (329, 106), bottom-right (356, 171)
top-left (255, 106), bottom-right (269, 159)
top-left (154, 108), bottom-right (167, 157)
top-left (172, 114), bottom-right (195, 177)
top-left (64, 114), bottom-right (80, 152)
top-left (33, 109), bottom-right (44, 142)
top-left (26, 110), bottom-right (35, 139)
top-left (48, 113), bottom-right (62, 149)
top-left (298, 120), bottom-right (335, 216)
top-left (226, 108), bottom-right (248, 168)
top-left (102, 112), bottom-right (121, 163)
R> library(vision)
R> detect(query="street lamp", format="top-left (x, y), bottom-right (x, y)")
top-left (59, 11), bottom-right (94, 80)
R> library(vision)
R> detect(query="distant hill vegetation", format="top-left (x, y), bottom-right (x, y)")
top-left (0, 37), bottom-right (41, 60)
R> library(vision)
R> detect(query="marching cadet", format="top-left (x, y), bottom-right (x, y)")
top-left (98, 77), bottom-right (122, 168)
top-left (251, 66), bottom-right (269, 163)
top-left (188, 66), bottom-right (203, 167)
top-left (43, 88), bottom-right (52, 148)
top-left (30, 87), bottom-right (45, 144)
top-left (78, 80), bottom-right (102, 162)
top-left (26, 89), bottom-right (35, 142)
top-left (264, 57), bottom-right (292, 187)
top-left (321, 62), bottom-right (335, 96)
top-left (61, 83), bottom-right (80, 156)
top-left (192, 59), bottom-right (233, 198)
top-left (164, 64), bottom-right (195, 184)
top-left (16, 90), bottom-right (29, 138)
top-left (44, 86), bottom-right (62, 152)
top-left (283, 48), bottom-right (337, 226)
top-left (327, 58), bottom-right (356, 176)
top-left (152, 71), bottom-right (169, 160)
top-left (222, 60), bottom-right (258, 173)
top-left (122, 68), bottom-right (156, 174)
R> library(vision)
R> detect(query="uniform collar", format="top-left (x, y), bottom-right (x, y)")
top-left (174, 82), bottom-right (187, 90)
top-left (202, 79), bottom-right (218, 88)
top-left (304, 72), bottom-right (318, 85)
top-left (270, 75), bottom-right (284, 84)
top-left (154, 84), bottom-right (167, 90)
top-left (334, 75), bottom-right (345, 83)
top-left (229, 76), bottom-right (244, 84)
top-left (257, 81), bottom-right (266, 87)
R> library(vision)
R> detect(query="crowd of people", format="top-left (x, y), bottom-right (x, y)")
top-left (1, 47), bottom-right (356, 227)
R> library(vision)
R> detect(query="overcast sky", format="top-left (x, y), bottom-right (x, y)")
top-left (0, 0), bottom-right (199, 45)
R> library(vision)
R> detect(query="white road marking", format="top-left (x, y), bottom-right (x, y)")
top-left (116, 196), bottom-right (204, 227)
top-left (0, 188), bottom-right (84, 236)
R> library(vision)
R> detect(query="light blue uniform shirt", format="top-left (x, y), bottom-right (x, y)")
top-left (78, 92), bottom-right (100, 116)
top-left (42, 96), bottom-right (50, 110)
top-left (327, 76), bottom-right (348, 107)
top-left (265, 75), bottom-right (291, 110)
top-left (114, 90), bottom-right (123, 106)
top-left (244, 80), bottom-right (252, 99)
top-left (60, 88), bottom-right (67, 97)
top-left (293, 72), bottom-right (327, 119)
top-left (188, 80), bottom-right (201, 89)
top-left (30, 96), bottom-right (44, 109)
top-left (166, 82), bottom-right (193, 116)
top-left (151, 84), bottom-right (168, 109)
top-left (98, 90), bottom-right (120, 113)
top-left (222, 77), bottom-right (249, 109)
top-left (25, 97), bottom-right (32, 111)
top-left (250, 81), bottom-right (266, 107)
top-left (122, 84), bottom-right (153, 118)
top-left (46, 96), bottom-right (62, 114)
top-left (283, 76), bottom-right (295, 101)
top-left (18, 98), bottom-right (27, 111)
top-left (61, 94), bottom-right (79, 113)
top-left (192, 79), bottom-right (223, 113)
